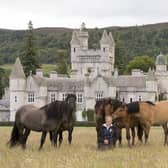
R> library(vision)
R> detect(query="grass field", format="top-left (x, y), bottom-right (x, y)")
top-left (1, 64), bottom-right (56, 76)
top-left (0, 127), bottom-right (168, 168)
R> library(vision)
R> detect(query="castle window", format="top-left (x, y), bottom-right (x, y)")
top-left (28, 92), bottom-right (35, 102)
top-left (51, 93), bottom-right (55, 102)
top-left (103, 48), bottom-right (106, 52)
top-left (62, 93), bottom-right (67, 101)
top-left (139, 96), bottom-right (141, 101)
top-left (77, 94), bottom-right (83, 104)
top-left (14, 96), bottom-right (17, 103)
top-left (96, 92), bottom-right (103, 100)
top-left (74, 48), bottom-right (76, 52)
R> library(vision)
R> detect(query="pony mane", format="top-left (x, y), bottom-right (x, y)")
top-left (111, 99), bottom-right (123, 111)
top-left (145, 101), bottom-right (155, 105)
top-left (41, 101), bottom-right (65, 120)
top-left (126, 101), bottom-right (140, 114)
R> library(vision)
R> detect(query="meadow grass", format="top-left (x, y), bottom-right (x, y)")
top-left (0, 127), bottom-right (168, 168)
top-left (1, 64), bottom-right (56, 76)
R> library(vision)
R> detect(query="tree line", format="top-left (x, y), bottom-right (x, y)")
top-left (1, 22), bottom-right (168, 98)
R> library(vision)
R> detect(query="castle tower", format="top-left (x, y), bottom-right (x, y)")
top-left (100, 30), bottom-right (115, 72)
top-left (70, 24), bottom-right (115, 78)
top-left (155, 52), bottom-right (167, 72)
top-left (9, 57), bottom-right (26, 121)
top-left (70, 31), bottom-right (81, 63)
top-left (146, 68), bottom-right (157, 101)
top-left (78, 22), bottom-right (89, 50)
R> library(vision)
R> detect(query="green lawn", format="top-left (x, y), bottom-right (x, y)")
top-left (1, 64), bottom-right (56, 76)
top-left (0, 127), bottom-right (168, 168)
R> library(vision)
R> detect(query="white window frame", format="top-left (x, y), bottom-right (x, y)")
top-left (28, 92), bottom-right (35, 103)
top-left (62, 93), bottom-right (67, 101)
top-left (77, 93), bottom-right (83, 104)
top-left (51, 93), bottom-right (56, 102)
top-left (14, 96), bottom-right (17, 103)
top-left (96, 91), bottom-right (103, 101)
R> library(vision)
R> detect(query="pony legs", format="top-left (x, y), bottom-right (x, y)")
top-left (59, 131), bottom-right (63, 147)
top-left (142, 123), bottom-right (151, 144)
top-left (68, 128), bottom-right (73, 145)
top-left (21, 128), bottom-right (30, 149)
top-left (131, 127), bottom-right (135, 146)
top-left (137, 125), bottom-right (143, 143)
top-left (118, 128), bottom-right (122, 146)
top-left (126, 127), bottom-right (131, 147)
top-left (39, 131), bottom-right (47, 150)
top-left (162, 123), bottom-right (168, 145)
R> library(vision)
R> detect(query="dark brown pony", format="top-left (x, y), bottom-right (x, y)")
top-left (40, 94), bottom-right (76, 149)
top-left (8, 94), bottom-right (76, 149)
top-left (95, 98), bottom-right (127, 145)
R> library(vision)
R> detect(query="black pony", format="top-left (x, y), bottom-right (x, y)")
top-left (8, 94), bottom-right (76, 150)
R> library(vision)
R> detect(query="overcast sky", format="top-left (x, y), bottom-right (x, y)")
top-left (0, 0), bottom-right (168, 29)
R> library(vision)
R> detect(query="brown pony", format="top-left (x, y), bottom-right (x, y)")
top-left (112, 101), bottom-right (168, 145)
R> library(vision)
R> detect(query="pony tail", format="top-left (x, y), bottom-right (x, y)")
top-left (7, 122), bottom-right (20, 147)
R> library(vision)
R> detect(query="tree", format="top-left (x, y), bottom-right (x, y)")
top-left (55, 51), bottom-right (70, 75)
top-left (21, 21), bottom-right (40, 77)
top-left (115, 33), bottom-right (127, 74)
top-left (125, 55), bottom-right (155, 74)
top-left (0, 68), bottom-right (5, 98)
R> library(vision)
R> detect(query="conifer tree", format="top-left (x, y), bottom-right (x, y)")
top-left (0, 68), bottom-right (5, 98)
top-left (21, 21), bottom-right (40, 76)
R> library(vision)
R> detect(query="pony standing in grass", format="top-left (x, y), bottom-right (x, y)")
top-left (112, 101), bottom-right (168, 145)
top-left (8, 94), bottom-right (76, 149)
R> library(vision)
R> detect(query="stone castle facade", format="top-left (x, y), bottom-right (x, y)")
top-left (7, 23), bottom-right (168, 121)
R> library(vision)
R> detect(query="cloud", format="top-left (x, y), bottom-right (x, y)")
top-left (0, 0), bottom-right (168, 29)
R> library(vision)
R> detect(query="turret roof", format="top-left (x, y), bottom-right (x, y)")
top-left (10, 57), bottom-right (25, 79)
top-left (155, 52), bottom-right (167, 65)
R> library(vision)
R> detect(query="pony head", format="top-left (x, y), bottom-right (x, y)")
top-left (95, 99), bottom-right (105, 123)
top-left (112, 104), bottom-right (128, 120)
top-left (65, 94), bottom-right (76, 110)
top-left (104, 98), bottom-right (123, 116)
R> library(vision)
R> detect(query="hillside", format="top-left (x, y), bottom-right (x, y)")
top-left (0, 22), bottom-right (168, 67)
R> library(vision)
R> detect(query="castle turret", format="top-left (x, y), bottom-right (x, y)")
top-left (77, 22), bottom-right (89, 50)
top-left (155, 52), bottom-right (167, 72)
top-left (146, 68), bottom-right (157, 92)
top-left (9, 57), bottom-right (26, 121)
top-left (100, 30), bottom-right (115, 72)
top-left (100, 30), bottom-right (110, 52)
top-left (70, 31), bottom-right (80, 63)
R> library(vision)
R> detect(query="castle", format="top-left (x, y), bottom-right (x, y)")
top-left (3, 23), bottom-right (168, 121)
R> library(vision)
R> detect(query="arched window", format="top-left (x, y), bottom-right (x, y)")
top-left (74, 48), bottom-right (76, 52)
top-left (14, 96), bottom-right (17, 103)
top-left (103, 48), bottom-right (105, 52)
top-left (96, 91), bottom-right (103, 100)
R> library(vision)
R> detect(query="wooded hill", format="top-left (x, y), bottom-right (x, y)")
top-left (0, 22), bottom-right (168, 67)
